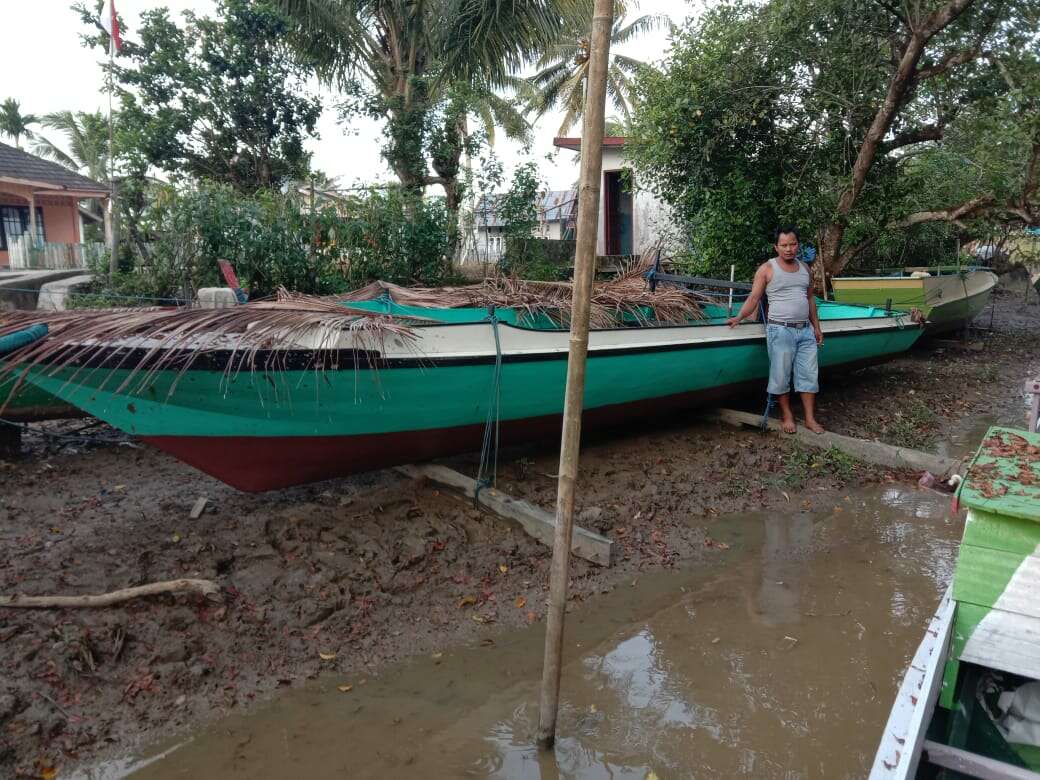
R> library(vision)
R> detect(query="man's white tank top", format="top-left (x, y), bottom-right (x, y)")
top-left (765, 257), bottom-right (810, 322)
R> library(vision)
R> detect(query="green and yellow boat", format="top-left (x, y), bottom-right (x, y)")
top-left (831, 268), bottom-right (998, 335)
top-left (873, 426), bottom-right (1040, 778)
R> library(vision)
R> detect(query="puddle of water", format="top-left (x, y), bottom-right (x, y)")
top-left (89, 486), bottom-right (960, 780)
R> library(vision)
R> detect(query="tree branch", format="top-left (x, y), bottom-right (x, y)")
top-left (889, 195), bottom-right (995, 228)
top-left (880, 123), bottom-right (944, 153)
top-left (916, 47), bottom-right (988, 80)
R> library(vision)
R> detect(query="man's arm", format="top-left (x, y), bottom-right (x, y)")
top-left (727, 265), bottom-right (769, 327)
top-left (808, 284), bottom-right (823, 345)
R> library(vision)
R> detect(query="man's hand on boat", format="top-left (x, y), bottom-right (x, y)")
top-left (814, 325), bottom-right (824, 346)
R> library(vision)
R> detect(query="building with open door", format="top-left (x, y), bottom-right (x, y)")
top-left (552, 136), bottom-right (675, 257)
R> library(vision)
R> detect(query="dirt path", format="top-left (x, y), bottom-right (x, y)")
top-left (1, 290), bottom-right (1037, 778)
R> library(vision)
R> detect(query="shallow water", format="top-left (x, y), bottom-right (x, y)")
top-left (89, 485), bottom-right (961, 779)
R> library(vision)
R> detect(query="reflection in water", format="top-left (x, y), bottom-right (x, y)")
top-left (756, 513), bottom-right (814, 627)
top-left (107, 487), bottom-right (962, 780)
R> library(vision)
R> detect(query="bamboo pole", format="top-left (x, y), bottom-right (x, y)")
top-left (536, 0), bottom-right (615, 750)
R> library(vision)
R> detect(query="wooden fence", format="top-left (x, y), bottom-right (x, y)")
top-left (8, 236), bottom-right (106, 270)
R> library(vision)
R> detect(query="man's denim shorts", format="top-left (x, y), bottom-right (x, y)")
top-left (766, 323), bottom-right (819, 395)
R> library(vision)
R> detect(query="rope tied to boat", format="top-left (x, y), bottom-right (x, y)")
top-left (475, 307), bottom-right (503, 501)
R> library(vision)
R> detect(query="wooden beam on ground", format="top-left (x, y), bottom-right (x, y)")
top-left (395, 464), bottom-right (613, 567)
top-left (711, 408), bottom-right (958, 477)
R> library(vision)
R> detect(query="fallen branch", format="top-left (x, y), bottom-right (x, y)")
top-left (0, 578), bottom-right (221, 609)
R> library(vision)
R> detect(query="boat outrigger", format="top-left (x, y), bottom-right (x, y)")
top-left (1, 272), bottom-right (923, 492)
top-left (872, 426), bottom-right (1040, 778)
top-left (831, 267), bottom-right (998, 335)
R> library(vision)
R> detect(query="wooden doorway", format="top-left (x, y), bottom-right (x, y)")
top-left (603, 170), bottom-right (633, 256)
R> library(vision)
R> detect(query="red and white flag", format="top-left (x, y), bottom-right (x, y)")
top-left (100, 0), bottom-right (122, 52)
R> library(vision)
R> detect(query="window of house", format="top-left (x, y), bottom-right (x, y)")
top-left (0, 206), bottom-right (45, 251)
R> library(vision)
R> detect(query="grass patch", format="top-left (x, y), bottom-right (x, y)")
top-left (779, 444), bottom-right (858, 488)
top-left (866, 397), bottom-right (938, 450)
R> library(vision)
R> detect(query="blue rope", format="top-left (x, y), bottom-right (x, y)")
top-left (758, 300), bottom-right (776, 430)
top-left (475, 308), bottom-right (503, 500)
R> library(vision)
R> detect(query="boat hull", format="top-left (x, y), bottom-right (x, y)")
top-left (831, 270), bottom-right (998, 335)
top-left (0, 378), bottom-right (83, 423)
top-left (22, 314), bottom-right (922, 491)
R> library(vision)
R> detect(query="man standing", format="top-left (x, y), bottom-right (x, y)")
top-left (727, 227), bottom-right (825, 434)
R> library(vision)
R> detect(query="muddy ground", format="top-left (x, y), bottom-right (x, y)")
top-left (1, 287), bottom-right (1038, 777)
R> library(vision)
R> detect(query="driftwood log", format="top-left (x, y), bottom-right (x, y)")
top-left (0, 578), bottom-right (221, 609)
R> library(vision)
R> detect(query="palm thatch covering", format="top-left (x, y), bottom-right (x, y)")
top-left (0, 253), bottom-right (708, 406)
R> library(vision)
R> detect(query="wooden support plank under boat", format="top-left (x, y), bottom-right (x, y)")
top-left (395, 464), bottom-right (614, 567)
top-left (711, 407), bottom-right (959, 477)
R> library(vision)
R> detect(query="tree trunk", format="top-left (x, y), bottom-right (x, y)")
top-left (818, 0), bottom-right (979, 278)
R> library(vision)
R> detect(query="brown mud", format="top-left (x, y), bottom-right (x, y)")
top-left (118, 485), bottom-right (962, 779)
top-left (0, 289), bottom-right (1037, 778)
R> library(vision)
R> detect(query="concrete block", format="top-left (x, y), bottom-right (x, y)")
top-left (37, 274), bottom-right (96, 311)
top-left (196, 288), bottom-right (239, 309)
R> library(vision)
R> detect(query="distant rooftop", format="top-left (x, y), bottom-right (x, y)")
top-left (0, 141), bottom-right (108, 194)
top-left (476, 189), bottom-right (578, 228)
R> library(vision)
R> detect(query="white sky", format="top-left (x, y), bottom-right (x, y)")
top-left (2, 0), bottom-right (695, 192)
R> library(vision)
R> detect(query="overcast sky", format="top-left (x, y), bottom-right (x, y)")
top-left (3, 0), bottom-right (694, 192)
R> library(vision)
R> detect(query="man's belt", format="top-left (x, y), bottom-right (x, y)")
top-left (767, 318), bottom-right (809, 328)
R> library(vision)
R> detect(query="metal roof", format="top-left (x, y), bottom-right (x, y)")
top-left (0, 141), bottom-right (108, 194)
top-left (475, 189), bottom-right (577, 228)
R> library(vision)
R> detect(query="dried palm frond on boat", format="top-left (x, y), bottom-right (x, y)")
top-left (0, 300), bottom-right (418, 407)
top-left (299, 251), bottom-right (710, 328)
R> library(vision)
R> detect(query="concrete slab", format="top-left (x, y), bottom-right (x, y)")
top-left (37, 274), bottom-right (96, 311)
top-left (0, 270), bottom-right (89, 311)
top-left (196, 287), bottom-right (239, 309)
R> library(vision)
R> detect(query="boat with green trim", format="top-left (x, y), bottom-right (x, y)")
top-left (872, 426), bottom-right (1040, 778)
top-left (0, 379), bottom-right (81, 423)
top-left (13, 298), bottom-right (922, 492)
top-left (0, 323), bottom-right (81, 422)
top-left (831, 268), bottom-right (998, 335)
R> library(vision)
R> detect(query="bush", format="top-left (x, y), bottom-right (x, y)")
top-left (81, 182), bottom-right (453, 305)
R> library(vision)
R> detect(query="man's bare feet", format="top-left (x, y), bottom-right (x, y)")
top-left (781, 416), bottom-right (797, 434)
top-left (804, 419), bottom-right (825, 434)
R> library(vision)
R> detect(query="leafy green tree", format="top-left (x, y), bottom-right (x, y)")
top-left (0, 98), bottom-right (38, 149)
top-left (525, 1), bottom-right (671, 134)
top-left (80, 0), bottom-right (323, 193)
top-left (626, 0), bottom-right (1040, 279)
top-left (81, 181), bottom-right (453, 303)
top-left (499, 160), bottom-right (557, 278)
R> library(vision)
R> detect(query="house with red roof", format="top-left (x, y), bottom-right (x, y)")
top-left (0, 141), bottom-right (108, 269)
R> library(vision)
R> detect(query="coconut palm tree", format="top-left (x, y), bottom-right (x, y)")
top-left (31, 111), bottom-right (111, 224)
top-left (525, 2), bottom-right (672, 135)
top-left (278, 0), bottom-right (562, 193)
top-left (31, 111), bottom-right (110, 183)
top-left (0, 98), bottom-right (39, 149)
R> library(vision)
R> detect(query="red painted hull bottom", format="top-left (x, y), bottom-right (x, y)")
top-left (140, 354), bottom-right (896, 492)
top-left (141, 379), bottom-right (761, 492)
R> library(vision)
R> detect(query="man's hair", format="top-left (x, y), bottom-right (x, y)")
top-left (773, 225), bottom-right (800, 243)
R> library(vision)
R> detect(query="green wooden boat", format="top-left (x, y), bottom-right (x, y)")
top-left (872, 426), bottom-right (1040, 778)
top-left (16, 299), bottom-right (922, 492)
top-left (831, 268), bottom-right (998, 335)
top-left (0, 379), bottom-right (81, 423)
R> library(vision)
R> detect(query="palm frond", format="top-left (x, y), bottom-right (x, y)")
top-left (612, 13), bottom-right (673, 45)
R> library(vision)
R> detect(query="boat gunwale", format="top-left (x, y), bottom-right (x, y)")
top-left (20, 318), bottom-right (921, 373)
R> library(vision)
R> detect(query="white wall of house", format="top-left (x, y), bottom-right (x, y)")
top-left (596, 147), bottom-right (676, 257)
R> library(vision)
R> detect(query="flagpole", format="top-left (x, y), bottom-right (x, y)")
top-left (107, 28), bottom-right (119, 278)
